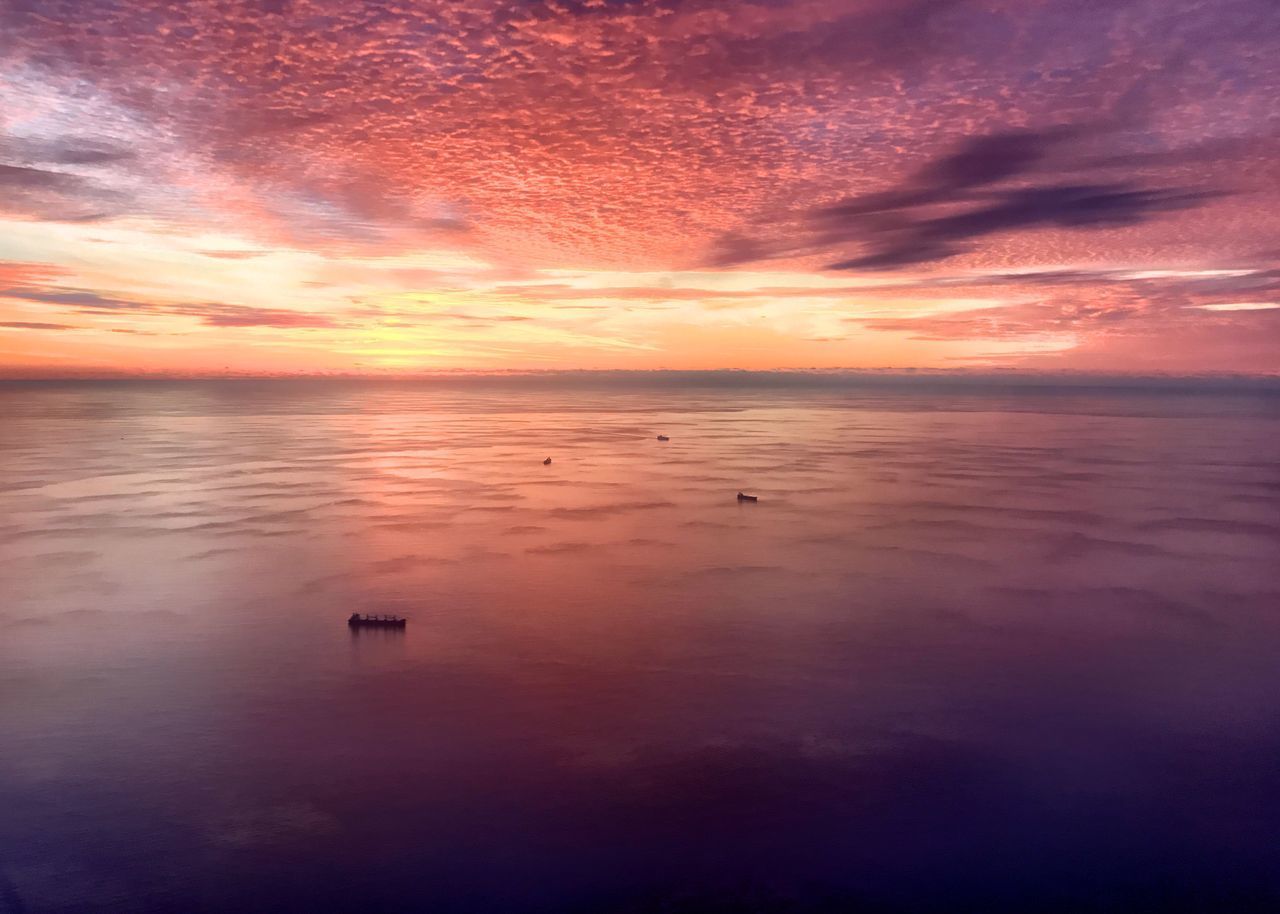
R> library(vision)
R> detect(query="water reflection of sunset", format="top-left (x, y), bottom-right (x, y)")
top-left (4, 382), bottom-right (1278, 910)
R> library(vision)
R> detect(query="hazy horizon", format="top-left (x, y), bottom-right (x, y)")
top-left (4, 368), bottom-right (1280, 389)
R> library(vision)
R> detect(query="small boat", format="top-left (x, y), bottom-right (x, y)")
top-left (736, 491), bottom-right (758, 502)
top-left (656, 435), bottom-right (670, 441)
top-left (348, 613), bottom-right (406, 628)
top-left (543, 457), bottom-right (552, 465)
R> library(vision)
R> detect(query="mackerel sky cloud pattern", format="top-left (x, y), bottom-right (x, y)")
top-left (0, 0), bottom-right (1278, 374)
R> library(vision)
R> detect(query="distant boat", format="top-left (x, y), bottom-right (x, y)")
top-left (543, 457), bottom-right (552, 465)
top-left (737, 492), bottom-right (758, 502)
top-left (348, 613), bottom-right (406, 629)
top-left (656, 435), bottom-right (670, 441)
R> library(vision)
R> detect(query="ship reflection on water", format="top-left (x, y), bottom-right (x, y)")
top-left (1, 380), bottom-right (1278, 913)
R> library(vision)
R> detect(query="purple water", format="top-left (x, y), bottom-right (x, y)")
top-left (1, 380), bottom-right (1278, 912)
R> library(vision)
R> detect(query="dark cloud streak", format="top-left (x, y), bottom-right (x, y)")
top-left (713, 127), bottom-right (1227, 271)
top-left (825, 183), bottom-right (1221, 271)
top-left (0, 160), bottom-right (124, 221)
top-left (0, 284), bottom-right (342, 329)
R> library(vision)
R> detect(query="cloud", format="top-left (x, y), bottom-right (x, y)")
top-left (846, 270), bottom-right (1280, 338)
top-left (829, 184), bottom-right (1219, 271)
top-left (430, 311), bottom-right (532, 325)
top-left (0, 320), bottom-right (74, 330)
top-left (196, 249), bottom-right (274, 260)
top-left (850, 300), bottom-right (1125, 341)
top-left (0, 161), bottom-right (124, 221)
top-left (189, 305), bottom-right (340, 328)
top-left (1193, 302), bottom-right (1279, 311)
top-left (1, 283), bottom-right (341, 328)
top-left (0, 134), bottom-right (135, 166)
top-left (713, 128), bottom-right (1224, 271)
top-left (0, 287), bottom-right (141, 309)
top-left (0, 261), bottom-right (64, 286)
top-left (819, 129), bottom-right (1077, 221)
top-left (8, 0), bottom-right (1267, 266)
top-left (0, 163), bottom-right (81, 190)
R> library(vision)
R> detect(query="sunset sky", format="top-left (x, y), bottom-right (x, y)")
top-left (1, 0), bottom-right (1278, 376)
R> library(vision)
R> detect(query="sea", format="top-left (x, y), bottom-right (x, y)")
top-left (1, 378), bottom-right (1278, 913)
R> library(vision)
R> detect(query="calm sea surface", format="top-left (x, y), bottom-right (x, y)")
top-left (1, 380), bottom-right (1278, 913)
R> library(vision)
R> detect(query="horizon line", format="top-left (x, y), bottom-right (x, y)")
top-left (3, 367), bottom-right (1279, 391)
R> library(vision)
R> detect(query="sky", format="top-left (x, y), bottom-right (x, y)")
top-left (1, 0), bottom-right (1278, 377)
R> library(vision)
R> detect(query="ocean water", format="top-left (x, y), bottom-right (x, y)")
top-left (1, 380), bottom-right (1278, 913)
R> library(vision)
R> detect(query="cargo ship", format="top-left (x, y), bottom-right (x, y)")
top-left (348, 613), bottom-right (407, 629)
